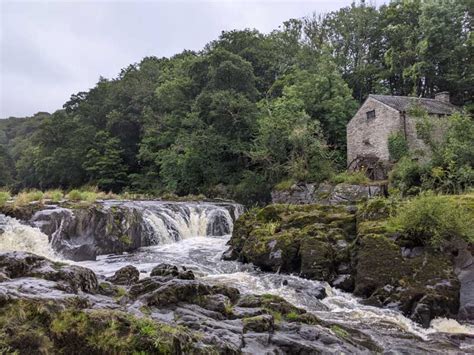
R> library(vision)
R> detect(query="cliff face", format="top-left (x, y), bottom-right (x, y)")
top-left (224, 200), bottom-right (473, 327)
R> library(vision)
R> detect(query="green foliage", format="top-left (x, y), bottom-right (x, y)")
top-left (1, 2), bottom-right (472, 203)
top-left (83, 131), bottom-right (128, 193)
top-left (331, 171), bottom-right (369, 185)
top-left (387, 192), bottom-right (474, 247)
top-left (390, 113), bottom-right (474, 195)
top-left (388, 133), bottom-right (409, 162)
top-left (389, 157), bottom-right (430, 196)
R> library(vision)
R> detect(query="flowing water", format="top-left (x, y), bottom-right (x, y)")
top-left (1, 201), bottom-right (474, 353)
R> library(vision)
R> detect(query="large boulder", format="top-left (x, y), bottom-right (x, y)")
top-left (106, 265), bottom-right (140, 285)
top-left (226, 204), bottom-right (356, 281)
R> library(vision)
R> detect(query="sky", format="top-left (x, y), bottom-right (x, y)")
top-left (1, 0), bottom-right (386, 118)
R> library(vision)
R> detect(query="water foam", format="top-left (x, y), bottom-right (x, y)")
top-left (0, 215), bottom-right (58, 259)
top-left (430, 317), bottom-right (474, 335)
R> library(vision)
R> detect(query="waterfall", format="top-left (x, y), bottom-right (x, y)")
top-left (139, 202), bottom-right (239, 244)
top-left (0, 214), bottom-right (57, 259)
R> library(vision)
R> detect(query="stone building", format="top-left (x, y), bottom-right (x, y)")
top-left (346, 92), bottom-right (457, 179)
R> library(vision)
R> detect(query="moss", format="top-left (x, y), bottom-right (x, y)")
top-left (331, 324), bottom-right (350, 339)
top-left (119, 234), bottom-right (132, 246)
top-left (0, 299), bottom-right (199, 354)
top-left (357, 220), bottom-right (388, 236)
top-left (273, 179), bottom-right (296, 191)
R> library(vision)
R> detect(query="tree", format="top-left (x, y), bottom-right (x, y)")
top-left (83, 131), bottom-right (128, 192)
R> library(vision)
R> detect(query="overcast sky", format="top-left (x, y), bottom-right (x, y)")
top-left (1, 0), bottom-right (386, 118)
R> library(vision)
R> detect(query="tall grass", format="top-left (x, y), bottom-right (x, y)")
top-left (0, 190), bottom-right (11, 207)
top-left (13, 190), bottom-right (44, 207)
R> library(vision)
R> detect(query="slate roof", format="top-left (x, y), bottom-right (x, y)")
top-left (369, 94), bottom-right (457, 115)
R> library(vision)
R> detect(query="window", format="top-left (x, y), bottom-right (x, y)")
top-left (366, 110), bottom-right (375, 120)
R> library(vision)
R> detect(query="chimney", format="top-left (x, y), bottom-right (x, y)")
top-left (435, 91), bottom-right (450, 103)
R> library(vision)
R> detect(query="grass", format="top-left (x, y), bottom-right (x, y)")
top-left (13, 190), bottom-right (44, 207)
top-left (0, 190), bottom-right (11, 207)
top-left (44, 189), bottom-right (64, 203)
top-left (331, 171), bottom-right (370, 185)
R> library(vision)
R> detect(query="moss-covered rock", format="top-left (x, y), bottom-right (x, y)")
top-left (353, 233), bottom-right (460, 327)
top-left (0, 299), bottom-right (204, 355)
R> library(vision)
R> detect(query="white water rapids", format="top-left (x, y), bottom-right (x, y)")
top-left (1, 202), bottom-right (473, 352)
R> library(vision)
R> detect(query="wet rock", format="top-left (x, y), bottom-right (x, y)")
top-left (198, 294), bottom-right (231, 314)
top-left (243, 314), bottom-right (274, 333)
top-left (146, 279), bottom-right (213, 307)
top-left (0, 251), bottom-right (99, 294)
top-left (332, 274), bottom-right (354, 292)
top-left (62, 244), bottom-right (97, 262)
top-left (150, 263), bottom-right (179, 277)
top-left (150, 263), bottom-right (195, 280)
top-left (106, 265), bottom-right (139, 285)
top-left (98, 281), bottom-right (121, 297)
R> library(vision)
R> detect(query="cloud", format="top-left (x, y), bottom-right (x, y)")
top-left (0, 0), bottom-right (385, 118)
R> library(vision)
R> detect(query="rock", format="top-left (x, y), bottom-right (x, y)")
top-left (146, 279), bottom-right (213, 307)
top-left (106, 265), bottom-right (139, 285)
top-left (62, 244), bottom-right (97, 262)
top-left (353, 234), bottom-right (459, 326)
top-left (0, 251), bottom-right (99, 294)
top-left (271, 182), bottom-right (384, 205)
top-left (150, 263), bottom-right (195, 280)
top-left (452, 238), bottom-right (474, 321)
top-left (271, 183), bottom-right (316, 204)
top-left (332, 274), bottom-right (354, 292)
top-left (243, 314), bottom-right (274, 333)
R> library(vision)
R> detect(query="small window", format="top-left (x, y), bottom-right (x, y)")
top-left (366, 110), bottom-right (376, 121)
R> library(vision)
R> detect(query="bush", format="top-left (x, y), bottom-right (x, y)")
top-left (331, 171), bottom-right (369, 185)
top-left (387, 192), bottom-right (474, 247)
top-left (388, 133), bottom-right (409, 161)
top-left (389, 157), bottom-right (430, 195)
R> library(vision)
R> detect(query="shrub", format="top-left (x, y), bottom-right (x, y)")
top-left (44, 189), bottom-right (64, 203)
top-left (66, 189), bottom-right (83, 201)
top-left (387, 192), bottom-right (474, 247)
top-left (0, 190), bottom-right (11, 207)
top-left (331, 171), bottom-right (369, 185)
top-left (389, 157), bottom-right (430, 195)
top-left (388, 133), bottom-right (409, 161)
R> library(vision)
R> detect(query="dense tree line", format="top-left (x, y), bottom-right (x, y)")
top-left (0, 1), bottom-right (472, 203)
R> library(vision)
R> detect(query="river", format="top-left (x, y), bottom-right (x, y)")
top-left (1, 200), bottom-right (473, 353)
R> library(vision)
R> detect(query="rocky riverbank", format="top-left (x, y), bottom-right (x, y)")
top-left (224, 198), bottom-right (474, 328)
top-left (0, 251), bottom-right (392, 354)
